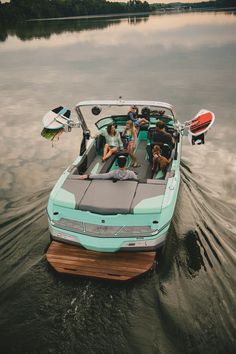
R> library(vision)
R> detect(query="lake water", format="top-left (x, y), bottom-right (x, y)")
top-left (0, 11), bottom-right (236, 354)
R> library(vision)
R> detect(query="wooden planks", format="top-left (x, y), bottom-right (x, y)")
top-left (46, 241), bottom-right (156, 281)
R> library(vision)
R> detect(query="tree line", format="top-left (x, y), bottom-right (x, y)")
top-left (186, 0), bottom-right (235, 9)
top-left (151, 0), bottom-right (236, 10)
top-left (1, 0), bottom-right (235, 26)
top-left (0, 0), bottom-right (150, 24)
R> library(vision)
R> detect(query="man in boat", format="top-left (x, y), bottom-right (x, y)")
top-left (150, 121), bottom-right (174, 178)
top-left (79, 155), bottom-right (137, 180)
top-left (128, 105), bottom-right (149, 128)
top-left (152, 120), bottom-right (174, 149)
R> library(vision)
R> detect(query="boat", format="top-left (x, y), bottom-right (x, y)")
top-left (42, 100), bottom-right (215, 280)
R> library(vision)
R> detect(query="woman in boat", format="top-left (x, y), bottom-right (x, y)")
top-left (128, 105), bottom-right (149, 128)
top-left (100, 124), bottom-right (123, 161)
top-left (122, 120), bottom-right (140, 168)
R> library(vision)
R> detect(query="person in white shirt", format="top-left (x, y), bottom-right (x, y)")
top-left (100, 124), bottom-right (123, 162)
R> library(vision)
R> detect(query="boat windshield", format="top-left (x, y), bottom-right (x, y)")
top-left (76, 102), bottom-right (175, 133)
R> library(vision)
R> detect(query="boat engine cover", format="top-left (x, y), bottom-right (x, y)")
top-left (79, 180), bottom-right (138, 214)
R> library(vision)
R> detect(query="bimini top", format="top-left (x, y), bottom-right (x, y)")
top-left (75, 100), bottom-right (174, 112)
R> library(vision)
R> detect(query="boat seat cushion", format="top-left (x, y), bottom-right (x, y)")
top-left (131, 183), bottom-right (166, 214)
top-left (79, 180), bottom-right (138, 214)
top-left (54, 179), bottom-right (91, 209)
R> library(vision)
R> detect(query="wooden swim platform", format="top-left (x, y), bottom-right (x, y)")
top-left (46, 241), bottom-right (156, 281)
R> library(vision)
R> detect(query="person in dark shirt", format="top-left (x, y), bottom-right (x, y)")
top-left (152, 120), bottom-right (174, 147)
top-left (128, 105), bottom-right (149, 128)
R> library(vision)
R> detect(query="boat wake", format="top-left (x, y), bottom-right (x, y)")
top-left (0, 188), bottom-right (50, 295)
top-left (0, 158), bottom-right (236, 353)
top-left (154, 158), bottom-right (236, 353)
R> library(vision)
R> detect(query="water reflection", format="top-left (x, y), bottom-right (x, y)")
top-left (1, 11), bottom-right (236, 354)
top-left (0, 14), bottom-right (150, 43)
top-left (0, 11), bottom-right (236, 209)
top-left (1, 12), bottom-right (235, 54)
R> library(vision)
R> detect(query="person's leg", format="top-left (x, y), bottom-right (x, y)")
top-left (129, 143), bottom-right (140, 167)
top-left (128, 143), bottom-right (136, 166)
top-left (139, 118), bottom-right (149, 125)
top-left (104, 147), bottom-right (118, 160)
top-left (102, 144), bottom-right (109, 161)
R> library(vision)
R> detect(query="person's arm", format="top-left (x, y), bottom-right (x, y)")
top-left (79, 170), bottom-right (115, 180)
top-left (117, 132), bottom-right (123, 149)
top-left (128, 111), bottom-right (135, 122)
top-left (168, 133), bottom-right (175, 147)
top-left (89, 170), bottom-right (116, 180)
top-left (129, 171), bottom-right (138, 180)
top-left (122, 126), bottom-right (127, 136)
top-left (79, 174), bottom-right (89, 180)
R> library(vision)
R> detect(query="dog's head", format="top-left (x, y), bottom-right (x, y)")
top-left (152, 144), bottom-right (161, 155)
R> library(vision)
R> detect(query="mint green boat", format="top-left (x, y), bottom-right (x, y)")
top-left (43, 100), bottom-right (214, 253)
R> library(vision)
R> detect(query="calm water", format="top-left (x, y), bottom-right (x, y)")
top-left (0, 11), bottom-right (236, 354)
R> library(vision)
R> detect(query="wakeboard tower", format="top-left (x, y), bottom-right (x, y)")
top-left (41, 100), bottom-right (215, 281)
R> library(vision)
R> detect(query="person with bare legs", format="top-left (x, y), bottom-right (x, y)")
top-left (101, 124), bottom-right (123, 162)
top-left (128, 105), bottom-right (149, 128)
top-left (122, 120), bottom-right (140, 168)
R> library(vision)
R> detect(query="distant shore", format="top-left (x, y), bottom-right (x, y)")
top-left (27, 11), bottom-right (151, 22)
top-left (27, 7), bottom-right (236, 22)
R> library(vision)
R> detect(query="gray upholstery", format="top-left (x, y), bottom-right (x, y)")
top-left (62, 179), bottom-right (91, 208)
top-left (74, 143), bottom-right (97, 175)
top-left (131, 183), bottom-right (166, 211)
top-left (79, 180), bottom-right (138, 214)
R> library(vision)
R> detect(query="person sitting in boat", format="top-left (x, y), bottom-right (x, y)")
top-left (151, 145), bottom-right (170, 178)
top-left (122, 120), bottom-right (140, 168)
top-left (79, 155), bottom-right (137, 180)
top-left (128, 105), bottom-right (149, 128)
top-left (100, 123), bottom-right (123, 162)
top-left (152, 120), bottom-right (174, 149)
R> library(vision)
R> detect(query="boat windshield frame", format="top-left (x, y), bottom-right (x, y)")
top-left (75, 100), bottom-right (176, 133)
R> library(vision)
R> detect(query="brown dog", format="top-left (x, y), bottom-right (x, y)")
top-left (152, 145), bottom-right (170, 173)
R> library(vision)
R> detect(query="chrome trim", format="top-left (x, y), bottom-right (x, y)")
top-left (49, 226), bottom-right (168, 252)
top-left (51, 218), bottom-right (159, 238)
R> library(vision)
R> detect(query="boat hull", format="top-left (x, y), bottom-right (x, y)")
top-left (48, 222), bottom-right (169, 252)
top-left (46, 106), bottom-right (182, 253)
top-left (47, 165), bottom-right (181, 252)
